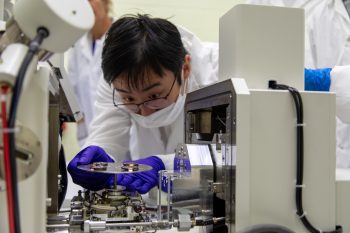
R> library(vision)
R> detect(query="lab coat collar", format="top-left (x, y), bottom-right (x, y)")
top-left (77, 32), bottom-right (107, 61)
top-left (77, 33), bottom-right (93, 61)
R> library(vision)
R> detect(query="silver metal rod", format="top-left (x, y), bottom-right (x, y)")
top-left (158, 170), bottom-right (163, 220)
top-left (46, 224), bottom-right (70, 228)
top-left (105, 221), bottom-right (174, 228)
top-left (167, 175), bottom-right (171, 221)
top-left (106, 221), bottom-right (154, 227)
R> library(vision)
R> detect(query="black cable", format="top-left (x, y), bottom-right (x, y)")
top-left (58, 145), bottom-right (68, 210)
top-left (8, 27), bottom-right (49, 233)
top-left (268, 80), bottom-right (342, 233)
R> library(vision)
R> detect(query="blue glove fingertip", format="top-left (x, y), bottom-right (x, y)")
top-left (137, 183), bottom-right (153, 194)
top-left (127, 179), bottom-right (144, 192)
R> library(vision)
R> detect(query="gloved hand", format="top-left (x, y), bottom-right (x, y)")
top-left (114, 156), bottom-right (165, 194)
top-left (304, 68), bottom-right (332, 91)
top-left (68, 146), bottom-right (114, 191)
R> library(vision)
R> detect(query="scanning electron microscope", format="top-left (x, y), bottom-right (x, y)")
top-left (1, 2), bottom-right (350, 233)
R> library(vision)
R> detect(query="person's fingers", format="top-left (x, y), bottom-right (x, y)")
top-left (118, 175), bottom-right (134, 186)
top-left (127, 179), bottom-right (143, 192)
top-left (93, 147), bottom-right (114, 162)
top-left (135, 172), bottom-right (158, 186)
top-left (77, 154), bottom-right (92, 165)
top-left (71, 173), bottom-right (111, 191)
top-left (136, 182), bottom-right (153, 194)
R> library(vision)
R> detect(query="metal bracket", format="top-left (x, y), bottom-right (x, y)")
top-left (208, 181), bottom-right (224, 193)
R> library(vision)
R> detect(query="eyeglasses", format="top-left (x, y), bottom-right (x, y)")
top-left (113, 77), bottom-right (177, 113)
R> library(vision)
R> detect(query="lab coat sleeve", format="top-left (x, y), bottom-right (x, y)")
top-left (83, 77), bottom-right (132, 162)
top-left (330, 65), bottom-right (350, 124)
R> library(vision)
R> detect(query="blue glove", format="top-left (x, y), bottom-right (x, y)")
top-left (68, 146), bottom-right (114, 191)
top-left (304, 68), bottom-right (332, 91)
top-left (115, 156), bottom-right (165, 194)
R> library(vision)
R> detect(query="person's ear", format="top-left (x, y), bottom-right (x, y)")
top-left (183, 55), bottom-right (191, 80)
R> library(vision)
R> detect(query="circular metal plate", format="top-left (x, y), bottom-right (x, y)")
top-left (77, 162), bottom-right (152, 174)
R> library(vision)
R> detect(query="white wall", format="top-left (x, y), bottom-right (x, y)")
top-left (112, 0), bottom-right (247, 42)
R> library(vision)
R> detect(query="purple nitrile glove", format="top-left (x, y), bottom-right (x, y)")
top-left (111, 156), bottom-right (165, 194)
top-left (68, 146), bottom-right (114, 191)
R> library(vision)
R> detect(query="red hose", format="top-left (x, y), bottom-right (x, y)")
top-left (1, 85), bottom-right (15, 233)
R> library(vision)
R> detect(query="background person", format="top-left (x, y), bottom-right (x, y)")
top-left (67, 0), bottom-right (113, 146)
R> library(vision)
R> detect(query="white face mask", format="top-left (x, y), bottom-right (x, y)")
top-left (130, 76), bottom-right (188, 128)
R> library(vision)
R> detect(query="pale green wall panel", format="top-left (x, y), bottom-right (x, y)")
top-left (112, 0), bottom-right (247, 42)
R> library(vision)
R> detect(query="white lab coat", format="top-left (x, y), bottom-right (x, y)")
top-left (67, 32), bottom-right (106, 144)
top-left (304, 0), bottom-right (350, 168)
top-left (248, 0), bottom-right (350, 167)
top-left (246, 0), bottom-right (322, 14)
top-left (83, 26), bottom-right (219, 169)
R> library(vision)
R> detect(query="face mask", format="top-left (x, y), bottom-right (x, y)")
top-left (130, 75), bottom-right (188, 128)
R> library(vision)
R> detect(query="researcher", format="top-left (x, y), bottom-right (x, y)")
top-left (67, 0), bottom-right (113, 145)
top-left (249, 0), bottom-right (350, 168)
top-left (68, 14), bottom-right (218, 193)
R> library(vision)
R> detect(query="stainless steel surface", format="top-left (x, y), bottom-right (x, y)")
top-left (84, 220), bottom-right (106, 232)
top-left (208, 181), bottom-right (224, 194)
top-left (183, 78), bottom-right (238, 233)
top-left (178, 214), bottom-right (192, 231)
top-left (78, 163), bottom-right (152, 174)
top-left (84, 220), bottom-right (175, 232)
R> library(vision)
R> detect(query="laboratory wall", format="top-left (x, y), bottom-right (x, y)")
top-left (113, 0), bottom-right (247, 42)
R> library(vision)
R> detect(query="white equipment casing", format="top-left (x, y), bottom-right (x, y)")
top-left (13, 0), bottom-right (94, 53)
top-left (0, 44), bottom-right (28, 86)
top-left (219, 4), bottom-right (304, 90)
top-left (0, 65), bottom-right (50, 233)
top-left (219, 4), bottom-right (350, 232)
top-left (234, 78), bottom-right (337, 232)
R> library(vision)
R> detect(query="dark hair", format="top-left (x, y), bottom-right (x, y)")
top-left (102, 14), bottom-right (187, 88)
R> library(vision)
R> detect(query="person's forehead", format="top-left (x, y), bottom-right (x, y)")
top-left (113, 69), bottom-right (174, 89)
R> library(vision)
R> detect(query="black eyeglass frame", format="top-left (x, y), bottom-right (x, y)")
top-left (112, 77), bottom-right (177, 111)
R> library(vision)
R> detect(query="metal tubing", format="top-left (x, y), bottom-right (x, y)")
top-left (167, 175), bottom-right (171, 221)
top-left (158, 170), bottom-right (164, 220)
